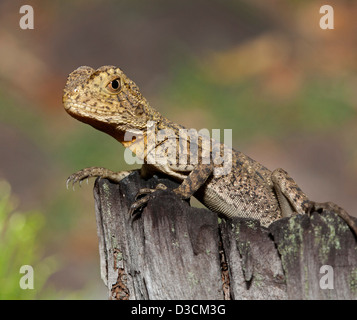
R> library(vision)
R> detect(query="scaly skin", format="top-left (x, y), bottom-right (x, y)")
top-left (63, 65), bottom-right (357, 233)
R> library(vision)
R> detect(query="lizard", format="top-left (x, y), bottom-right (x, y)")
top-left (63, 65), bottom-right (357, 234)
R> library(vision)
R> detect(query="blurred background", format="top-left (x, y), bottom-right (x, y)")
top-left (0, 0), bottom-right (356, 299)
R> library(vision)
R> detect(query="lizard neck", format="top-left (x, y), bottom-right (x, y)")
top-left (156, 115), bottom-right (186, 133)
top-left (116, 112), bottom-right (186, 161)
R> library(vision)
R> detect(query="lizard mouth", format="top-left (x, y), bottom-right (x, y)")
top-left (64, 97), bottom-right (100, 114)
top-left (63, 97), bottom-right (117, 126)
top-left (63, 65), bottom-right (115, 120)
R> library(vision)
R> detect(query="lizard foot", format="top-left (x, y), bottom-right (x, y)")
top-left (306, 201), bottom-right (357, 236)
top-left (306, 201), bottom-right (340, 215)
top-left (66, 167), bottom-right (132, 189)
top-left (129, 183), bottom-right (168, 222)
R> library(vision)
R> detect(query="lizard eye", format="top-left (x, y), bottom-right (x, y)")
top-left (107, 78), bottom-right (121, 93)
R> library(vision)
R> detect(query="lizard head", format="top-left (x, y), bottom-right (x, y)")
top-left (63, 65), bottom-right (160, 142)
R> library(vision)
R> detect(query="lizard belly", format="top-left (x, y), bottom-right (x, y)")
top-left (195, 177), bottom-right (282, 227)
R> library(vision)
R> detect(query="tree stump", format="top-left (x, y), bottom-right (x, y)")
top-left (93, 171), bottom-right (357, 300)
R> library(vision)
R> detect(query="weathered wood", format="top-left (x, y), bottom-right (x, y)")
top-left (94, 172), bottom-right (222, 300)
top-left (270, 212), bottom-right (357, 299)
top-left (219, 219), bottom-right (287, 299)
top-left (93, 171), bottom-right (357, 300)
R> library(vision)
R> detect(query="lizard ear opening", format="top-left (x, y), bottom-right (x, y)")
top-left (107, 78), bottom-right (122, 93)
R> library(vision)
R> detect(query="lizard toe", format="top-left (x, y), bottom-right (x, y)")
top-left (306, 201), bottom-right (339, 215)
top-left (66, 169), bottom-right (94, 190)
top-left (129, 184), bottom-right (170, 224)
top-left (134, 183), bottom-right (168, 200)
top-left (128, 194), bottom-right (151, 223)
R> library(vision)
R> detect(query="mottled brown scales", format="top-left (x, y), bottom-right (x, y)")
top-left (63, 65), bottom-right (357, 233)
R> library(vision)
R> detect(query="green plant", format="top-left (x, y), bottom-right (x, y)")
top-left (0, 180), bottom-right (56, 299)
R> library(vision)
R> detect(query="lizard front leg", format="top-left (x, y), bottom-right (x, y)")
top-left (66, 163), bottom-right (160, 188)
top-left (66, 167), bottom-right (139, 189)
top-left (129, 162), bottom-right (214, 218)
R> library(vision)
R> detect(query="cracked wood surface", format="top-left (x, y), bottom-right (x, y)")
top-left (93, 172), bottom-right (357, 300)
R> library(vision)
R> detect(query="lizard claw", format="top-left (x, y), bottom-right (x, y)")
top-left (129, 183), bottom-right (168, 223)
top-left (306, 201), bottom-right (357, 236)
top-left (134, 183), bottom-right (168, 200)
top-left (66, 175), bottom-right (78, 191)
top-left (128, 194), bottom-right (151, 224)
top-left (306, 201), bottom-right (338, 216)
top-left (66, 171), bottom-right (89, 190)
top-left (66, 167), bottom-right (104, 190)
